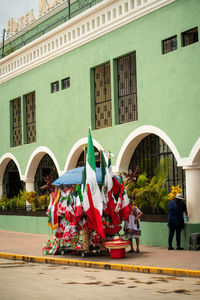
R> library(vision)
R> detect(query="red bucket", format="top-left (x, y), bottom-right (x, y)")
top-left (110, 248), bottom-right (126, 259)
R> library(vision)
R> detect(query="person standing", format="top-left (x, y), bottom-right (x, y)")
top-left (168, 193), bottom-right (187, 250)
top-left (125, 204), bottom-right (143, 253)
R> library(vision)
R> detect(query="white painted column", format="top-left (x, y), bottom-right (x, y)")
top-left (185, 166), bottom-right (200, 223)
top-left (25, 179), bottom-right (34, 192)
top-left (25, 179), bottom-right (35, 211)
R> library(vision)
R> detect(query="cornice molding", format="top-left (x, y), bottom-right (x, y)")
top-left (0, 0), bottom-right (176, 84)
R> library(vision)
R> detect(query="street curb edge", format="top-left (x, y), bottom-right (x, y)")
top-left (0, 252), bottom-right (200, 278)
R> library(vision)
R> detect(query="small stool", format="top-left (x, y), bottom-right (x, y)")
top-left (189, 233), bottom-right (200, 250)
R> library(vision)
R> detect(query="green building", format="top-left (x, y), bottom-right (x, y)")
top-left (0, 0), bottom-right (200, 247)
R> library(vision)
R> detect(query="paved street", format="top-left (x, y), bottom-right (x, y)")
top-left (0, 258), bottom-right (200, 300)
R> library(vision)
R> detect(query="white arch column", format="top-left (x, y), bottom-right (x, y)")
top-left (24, 179), bottom-right (35, 211)
top-left (25, 179), bottom-right (35, 192)
top-left (184, 166), bottom-right (200, 223)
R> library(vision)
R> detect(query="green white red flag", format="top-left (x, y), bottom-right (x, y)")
top-left (82, 129), bottom-right (105, 238)
top-left (47, 189), bottom-right (60, 230)
top-left (101, 151), bottom-right (121, 225)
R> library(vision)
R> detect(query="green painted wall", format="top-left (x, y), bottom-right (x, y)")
top-left (0, 215), bottom-right (52, 235)
top-left (0, 215), bottom-right (199, 249)
top-left (140, 222), bottom-right (200, 249)
top-left (0, 0), bottom-right (200, 174)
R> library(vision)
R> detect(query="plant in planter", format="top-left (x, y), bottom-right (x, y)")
top-left (0, 189), bottom-right (27, 212)
top-left (26, 191), bottom-right (50, 211)
top-left (0, 195), bottom-right (10, 211)
top-left (123, 159), bottom-right (170, 215)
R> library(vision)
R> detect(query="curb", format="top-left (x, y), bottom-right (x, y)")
top-left (0, 252), bottom-right (200, 278)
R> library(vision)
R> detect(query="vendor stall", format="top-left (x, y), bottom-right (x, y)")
top-left (42, 130), bottom-right (131, 258)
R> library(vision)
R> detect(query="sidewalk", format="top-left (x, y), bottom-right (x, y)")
top-left (0, 230), bottom-right (200, 277)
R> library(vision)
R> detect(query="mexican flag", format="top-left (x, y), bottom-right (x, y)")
top-left (82, 129), bottom-right (105, 238)
top-left (102, 152), bottom-right (121, 225)
top-left (74, 185), bottom-right (83, 223)
top-left (100, 150), bottom-right (109, 211)
top-left (47, 189), bottom-right (60, 230)
top-left (113, 176), bottom-right (130, 221)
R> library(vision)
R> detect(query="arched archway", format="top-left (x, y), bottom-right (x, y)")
top-left (129, 134), bottom-right (185, 193)
top-left (24, 147), bottom-right (60, 193)
top-left (76, 146), bottom-right (100, 168)
top-left (2, 160), bottom-right (23, 198)
top-left (116, 125), bottom-right (181, 172)
top-left (64, 137), bottom-right (103, 171)
top-left (188, 137), bottom-right (200, 166)
top-left (34, 154), bottom-right (58, 193)
top-left (0, 153), bottom-right (23, 198)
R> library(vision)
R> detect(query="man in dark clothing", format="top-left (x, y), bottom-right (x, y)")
top-left (168, 193), bottom-right (187, 250)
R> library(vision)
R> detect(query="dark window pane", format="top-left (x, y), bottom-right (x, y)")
top-left (162, 36), bottom-right (177, 54)
top-left (51, 81), bottom-right (59, 93)
top-left (61, 77), bottom-right (70, 89)
top-left (182, 27), bottom-right (198, 47)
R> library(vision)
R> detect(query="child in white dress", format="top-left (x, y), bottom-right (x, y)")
top-left (125, 205), bottom-right (143, 253)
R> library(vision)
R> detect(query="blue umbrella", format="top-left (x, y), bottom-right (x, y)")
top-left (53, 166), bottom-right (102, 186)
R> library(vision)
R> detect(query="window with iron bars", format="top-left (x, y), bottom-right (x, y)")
top-left (94, 63), bottom-right (112, 129)
top-left (117, 52), bottom-right (138, 124)
top-left (129, 134), bottom-right (185, 195)
top-left (11, 97), bottom-right (22, 147)
top-left (162, 36), bottom-right (177, 54)
top-left (25, 92), bottom-right (36, 144)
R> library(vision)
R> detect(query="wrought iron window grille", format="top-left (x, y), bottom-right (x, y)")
top-left (117, 52), bottom-right (138, 124)
top-left (94, 63), bottom-right (112, 129)
top-left (11, 98), bottom-right (22, 147)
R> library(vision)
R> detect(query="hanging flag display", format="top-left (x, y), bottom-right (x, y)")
top-left (82, 129), bottom-right (105, 239)
top-left (44, 129), bottom-right (132, 256)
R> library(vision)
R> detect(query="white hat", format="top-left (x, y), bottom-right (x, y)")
top-left (175, 193), bottom-right (184, 200)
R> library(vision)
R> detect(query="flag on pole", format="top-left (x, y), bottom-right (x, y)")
top-left (102, 152), bottom-right (121, 225)
top-left (112, 176), bottom-right (130, 221)
top-left (82, 129), bottom-right (105, 238)
top-left (100, 150), bottom-right (109, 211)
top-left (47, 189), bottom-right (60, 230)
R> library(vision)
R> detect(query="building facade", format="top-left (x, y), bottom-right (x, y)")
top-left (0, 0), bottom-right (200, 228)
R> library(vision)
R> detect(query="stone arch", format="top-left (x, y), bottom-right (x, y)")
top-left (188, 137), bottom-right (200, 166)
top-left (0, 153), bottom-right (23, 197)
top-left (64, 137), bottom-right (104, 171)
top-left (0, 153), bottom-right (22, 183)
top-left (115, 125), bottom-right (181, 173)
top-left (24, 146), bottom-right (61, 182)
